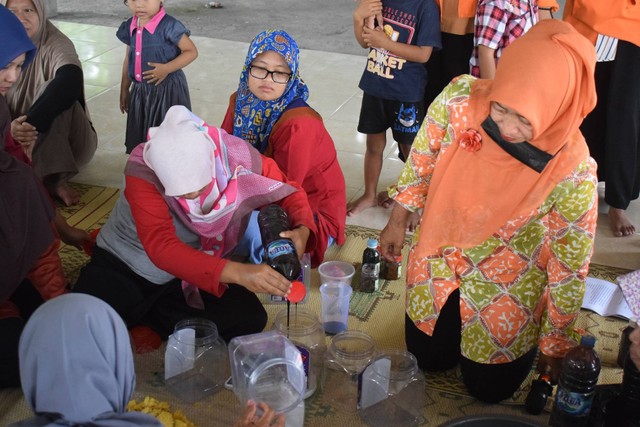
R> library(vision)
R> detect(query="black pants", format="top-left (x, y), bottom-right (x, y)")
top-left (405, 289), bottom-right (537, 403)
top-left (0, 280), bottom-right (44, 388)
top-left (424, 32), bottom-right (474, 108)
top-left (580, 40), bottom-right (640, 209)
top-left (74, 247), bottom-right (268, 342)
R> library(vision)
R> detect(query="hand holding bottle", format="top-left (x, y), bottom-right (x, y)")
top-left (279, 225), bottom-right (310, 262)
top-left (222, 262), bottom-right (292, 297)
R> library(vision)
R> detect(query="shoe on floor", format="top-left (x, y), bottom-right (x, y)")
top-left (130, 325), bottom-right (162, 354)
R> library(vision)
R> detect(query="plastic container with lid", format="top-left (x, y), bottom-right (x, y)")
top-left (322, 330), bottom-right (377, 412)
top-left (273, 307), bottom-right (326, 398)
top-left (358, 350), bottom-right (426, 426)
top-left (164, 318), bottom-right (228, 403)
top-left (228, 330), bottom-right (306, 414)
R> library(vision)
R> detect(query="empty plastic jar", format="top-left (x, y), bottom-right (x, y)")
top-left (164, 318), bottom-right (228, 403)
top-left (273, 308), bottom-right (326, 398)
top-left (358, 350), bottom-right (425, 427)
top-left (322, 330), bottom-right (376, 412)
top-left (228, 330), bottom-right (306, 413)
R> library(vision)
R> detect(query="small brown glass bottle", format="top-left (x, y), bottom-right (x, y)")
top-left (383, 255), bottom-right (402, 280)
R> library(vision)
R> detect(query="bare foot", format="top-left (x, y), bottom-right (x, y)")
top-left (407, 210), bottom-right (422, 232)
top-left (54, 183), bottom-right (81, 206)
top-left (608, 207), bottom-right (636, 237)
top-left (347, 194), bottom-right (377, 216)
top-left (377, 191), bottom-right (394, 209)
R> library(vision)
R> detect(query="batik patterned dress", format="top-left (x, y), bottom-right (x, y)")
top-left (389, 75), bottom-right (598, 364)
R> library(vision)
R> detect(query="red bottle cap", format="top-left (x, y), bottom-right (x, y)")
top-left (287, 281), bottom-right (306, 303)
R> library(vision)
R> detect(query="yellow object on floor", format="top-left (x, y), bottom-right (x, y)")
top-left (128, 396), bottom-right (196, 427)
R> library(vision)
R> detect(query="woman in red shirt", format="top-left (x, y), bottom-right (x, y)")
top-left (221, 29), bottom-right (346, 268)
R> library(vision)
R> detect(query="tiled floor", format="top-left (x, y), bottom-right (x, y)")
top-left (59, 21), bottom-right (640, 271)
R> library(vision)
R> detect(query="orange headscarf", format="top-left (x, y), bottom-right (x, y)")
top-left (414, 20), bottom-right (597, 258)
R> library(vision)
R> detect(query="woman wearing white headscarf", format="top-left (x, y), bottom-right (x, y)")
top-left (10, 294), bottom-right (162, 427)
top-left (4, 0), bottom-right (97, 206)
top-left (74, 105), bottom-right (316, 343)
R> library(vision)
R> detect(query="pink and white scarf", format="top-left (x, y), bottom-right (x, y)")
top-left (126, 106), bottom-right (295, 307)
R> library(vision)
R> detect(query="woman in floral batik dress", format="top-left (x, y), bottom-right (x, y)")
top-left (379, 20), bottom-right (598, 403)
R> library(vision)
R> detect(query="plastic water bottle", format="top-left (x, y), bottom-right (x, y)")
top-left (549, 335), bottom-right (601, 426)
top-left (258, 204), bottom-right (301, 281)
top-left (360, 239), bottom-right (380, 293)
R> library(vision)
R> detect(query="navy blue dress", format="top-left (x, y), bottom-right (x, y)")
top-left (117, 14), bottom-right (192, 153)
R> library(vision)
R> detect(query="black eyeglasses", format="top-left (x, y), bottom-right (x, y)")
top-left (248, 65), bottom-right (292, 84)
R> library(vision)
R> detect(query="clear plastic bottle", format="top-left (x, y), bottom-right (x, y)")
top-left (258, 204), bottom-right (301, 281)
top-left (360, 238), bottom-right (380, 293)
top-left (322, 331), bottom-right (376, 412)
top-left (550, 335), bottom-right (601, 427)
top-left (273, 308), bottom-right (326, 399)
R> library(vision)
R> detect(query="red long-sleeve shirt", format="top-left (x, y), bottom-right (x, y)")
top-left (124, 155), bottom-right (316, 297)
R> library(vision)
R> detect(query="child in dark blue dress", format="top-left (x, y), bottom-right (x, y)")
top-left (118, 0), bottom-right (198, 153)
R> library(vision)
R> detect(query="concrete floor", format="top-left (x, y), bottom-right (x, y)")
top-left (56, 16), bottom-right (640, 272)
top-left (56, 0), bottom-right (366, 55)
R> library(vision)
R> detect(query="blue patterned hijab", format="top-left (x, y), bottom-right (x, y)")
top-left (232, 29), bottom-right (309, 153)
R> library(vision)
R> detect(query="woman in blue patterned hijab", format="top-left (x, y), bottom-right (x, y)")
top-left (232, 29), bottom-right (309, 153)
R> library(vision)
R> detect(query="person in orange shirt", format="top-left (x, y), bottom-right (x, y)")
top-left (564, 0), bottom-right (640, 237)
top-left (423, 0), bottom-right (474, 114)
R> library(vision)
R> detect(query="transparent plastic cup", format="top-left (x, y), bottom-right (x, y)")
top-left (319, 282), bottom-right (352, 335)
top-left (318, 261), bottom-right (355, 286)
top-left (228, 330), bottom-right (306, 413)
top-left (164, 318), bottom-right (228, 403)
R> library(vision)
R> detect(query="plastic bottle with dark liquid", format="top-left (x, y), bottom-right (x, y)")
top-left (258, 204), bottom-right (302, 281)
top-left (549, 335), bottom-right (601, 427)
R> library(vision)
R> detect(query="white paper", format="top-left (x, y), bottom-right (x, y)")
top-left (164, 328), bottom-right (196, 379)
top-left (582, 277), bottom-right (633, 320)
top-left (358, 358), bottom-right (391, 409)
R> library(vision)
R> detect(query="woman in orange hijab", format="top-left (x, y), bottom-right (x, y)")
top-left (380, 20), bottom-right (598, 403)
